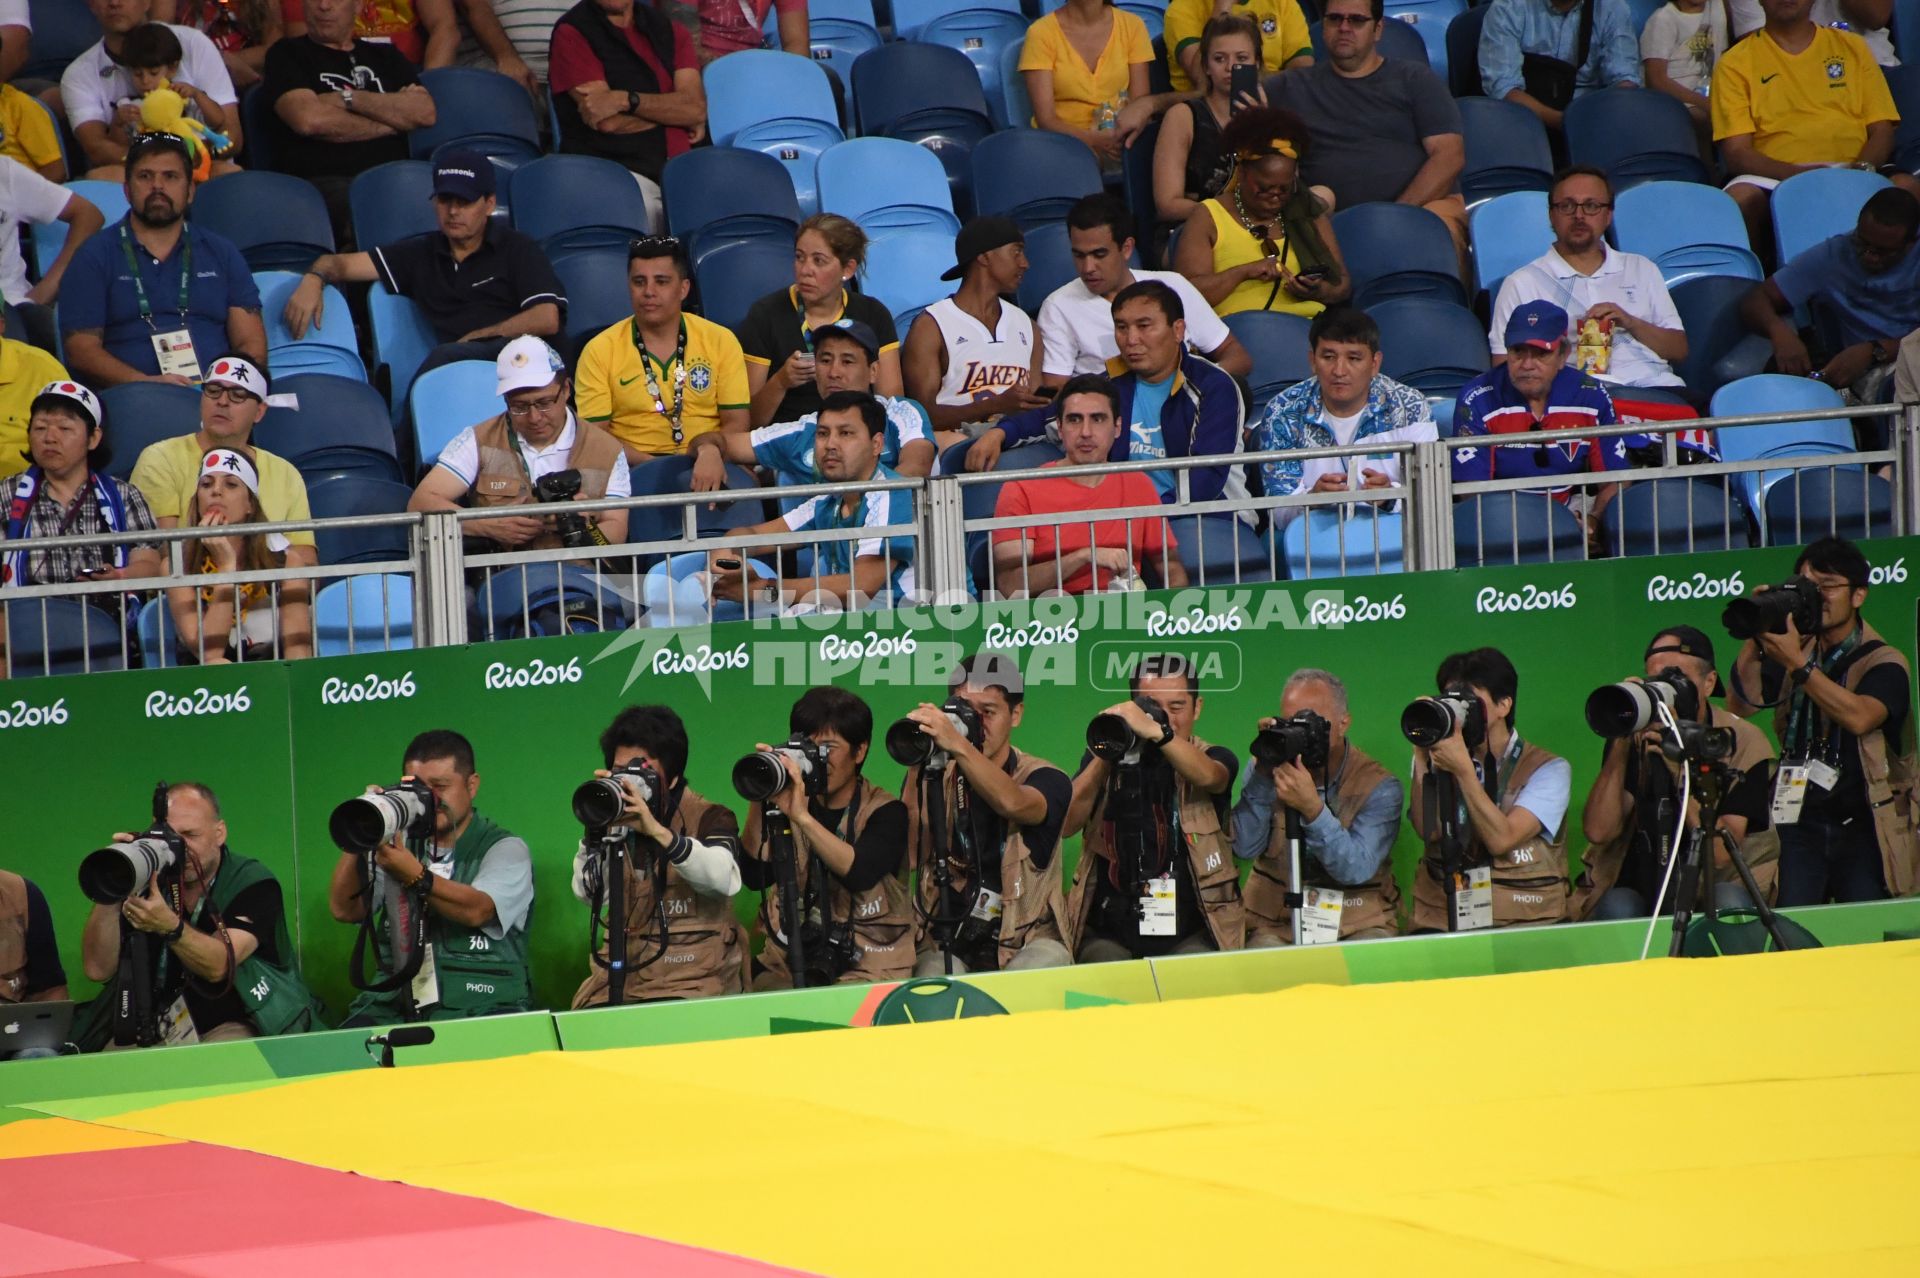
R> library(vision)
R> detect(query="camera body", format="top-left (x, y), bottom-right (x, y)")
top-left (329, 779), bottom-right (435, 854)
top-left (573, 758), bottom-right (669, 829)
top-left (1087, 697), bottom-right (1174, 765)
top-left (1402, 686), bottom-right (1488, 749)
top-left (733, 735), bottom-right (831, 803)
top-left (1586, 666), bottom-right (1699, 738)
top-left (532, 467), bottom-right (596, 550)
top-left (1250, 709), bottom-right (1331, 770)
top-left (884, 697), bottom-right (986, 767)
top-left (799, 903), bottom-right (861, 984)
top-left (79, 823), bottom-right (187, 904)
top-left (1722, 578), bottom-right (1824, 641)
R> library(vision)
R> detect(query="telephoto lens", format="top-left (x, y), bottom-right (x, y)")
top-left (1584, 669), bottom-right (1697, 738)
top-left (78, 834), bottom-right (177, 904)
top-left (329, 783), bottom-right (433, 853)
top-left (1722, 578), bottom-right (1823, 641)
top-left (732, 750), bottom-right (793, 803)
top-left (1400, 689), bottom-right (1486, 749)
top-left (572, 778), bottom-right (627, 828)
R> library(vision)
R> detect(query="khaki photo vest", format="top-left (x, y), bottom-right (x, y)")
top-left (468, 414), bottom-right (623, 551)
top-left (1412, 739), bottom-right (1571, 930)
top-left (756, 780), bottom-right (915, 987)
top-left (1244, 743), bottom-right (1401, 942)
top-left (0, 871), bottom-right (30, 1003)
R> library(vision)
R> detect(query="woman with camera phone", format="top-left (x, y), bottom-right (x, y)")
top-left (167, 446), bottom-right (311, 664)
top-left (1152, 15), bottom-right (1269, 226)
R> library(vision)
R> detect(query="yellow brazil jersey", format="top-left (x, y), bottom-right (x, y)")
top-left (576, 313), bottom-right (751, 456)
top-left (0, 338), bottom-right (73, 480)
top-left (1710, 26), bottom-right (1898, 166)
top-left (1165, 0), bottom-right (1312, 93)
top-left (0, 85), bottom-right (61, 175)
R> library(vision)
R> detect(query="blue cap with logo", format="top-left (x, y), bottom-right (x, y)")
top-left (432, 150), bottom-right (496, 201)
top-left (1503, 299), bottom-right (1568, 351)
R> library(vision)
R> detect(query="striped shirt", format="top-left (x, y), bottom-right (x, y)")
top-left (781, 463), bottom-right (917, 595)
top-left (456, 0), bottom-right (572, 82)
top-left (1450, 365), bottom-right (1629, 499)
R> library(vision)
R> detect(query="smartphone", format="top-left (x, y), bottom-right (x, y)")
top-left (1294, 268), bottom-right (1328, 285)
top-left (714, 557), bottom-right (742, 571)
top-left (1230, 63), bottom-right (1260, 111)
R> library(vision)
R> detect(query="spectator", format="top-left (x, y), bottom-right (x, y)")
top-left (1713, 0), bottom-right (1912, 254)
top-left (658, 0), bottom-right (808, 65)
top-left (1250, 305), bottom-right (1437, 528)
top-left (1742, 188), bottom-right (1920, 397)
top-left (990, 374), bottom-right (1188, 597)
top-left (978, 280), bottom-right (1251, 513)
top-left (117, 23), bottom-right (242, 180)
top-left (1490, 166), bottom-right (1690, 396)
top-left (576, 234), bottom-right (748, 479)
top-left (263, 0), bottom-right (437, 242)
top-left (1019, 0), bottom-right (1154, 171)
top-left (283, 0), bottom-right (459, 66)
top-left (902, 217), bottom-right (1050, 443)
top-left (1, 382), bottom-right (161, 588)
top-left (1172, 107), bottom-right (1348, 318)
top-left (64, 2), bottom-right (243, 181)
top-left (167, 443), bottom-right (314, 662)
top-left (449, 0), bottom-right (545, 96)
top-left (0, 84), bottom-right (67, 181)
top-left (1639, 0), bottom-right (1727, 147)
top-left (153, 0), bottom-right (284, 90)
top-left (1152, 14), bottom-right (1266, 225)
top-left (1725, 0), bottom-right (1897, 66)
top-left (60, 134), bottom-right (266, 389)
top-left (1165, 0), bottom-right (1311, 93)
top-left (284, 151), bottom-right (565, 375)
top-left (0, 161), bottom-right (106, 354)
top-left (409, 335), bottom-right (631, 546)
top-left (550, 0), bottom-right (705, 233)
top-left (1039, 194), bottom-right (1248, 382)
top-left (1478, 0), bottom-right (1642, 133)
top-left (1271, 0), bottom-right (1467, 263)
top-left (0, 870), bottom-right (67, 1019)
top-left (130, 354), bottom-right (319, 568)
top-left (740, 214), bottom-right (902, 427)
top-left (0, 313), bottom-right (75, 480)
top-left (1452, 299), bottom-right (1629, 543)
top-left (0, 0), bottom-right (25, 85)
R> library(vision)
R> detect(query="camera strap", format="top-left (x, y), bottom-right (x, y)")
top-left (349, 851), bottom-right (430, 995)
top-left (1783, 630), bottom-right (1872, 759)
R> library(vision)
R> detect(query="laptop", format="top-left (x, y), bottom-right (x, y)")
top-left (1, 1000), bottom-right (74, 1058)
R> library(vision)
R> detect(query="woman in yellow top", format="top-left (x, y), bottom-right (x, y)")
top-left (1019, 0), bottom-right (1155, 170)
top-left (167, 446), bottom-right (312, 665)
top-left (1173, 107), bottom-right (1348, 318)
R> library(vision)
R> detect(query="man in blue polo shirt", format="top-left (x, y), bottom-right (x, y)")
top-left (58, 134), bottom-right (264, 390)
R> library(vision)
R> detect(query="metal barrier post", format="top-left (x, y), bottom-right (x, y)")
top-left (416, 510), bottom-right (468, 647)
top-left (1408, 438), bottom-right (1455, 572)
top-left (1901, 402), bottom-right (1920, 537)
top-left (921, 474), bottom-right (968, 602)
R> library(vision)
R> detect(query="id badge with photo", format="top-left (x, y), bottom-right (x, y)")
top-left (1772, 763), bottom-right (1810, 826)
top-left (1805, 759), bottom-right (1839, 792)
top-left (968, 887), bottom-right (1004, 924)
top-left (1300, 886), bottom-right (1344, 945)
top-left (1140, 874), bottom-right (1178, 937)
top-left (152, 329), bottom-right (202, 381)
top-left (411, 941), bottom-right (440, 1009)
top-left (1451, 866), bottom-right (1493, 932)
top-left (159, 994), bottom-right (199, 1046)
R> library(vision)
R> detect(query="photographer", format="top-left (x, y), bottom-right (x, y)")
top-left (1728, 537), bottom-right (1918, 905)
top-left (80, 782), bottom-right (318, 1048)
top-left (740, 687), bottom-right (914, 988)
top-left (1574, 627), bottom-right (1778, 920)
top-left (1233, 669), bottom-right (1405, 945)
top-left (1408, 647), bottom-right (1573, 930)
top-left (329, 731), bottom-right (534, 1025)
top-left (1062, 653), bottom-right (1240, 962)
top-left (571, 706), bottom-right (745, 1005)
top-left (2, 870), bottom-right (67, 1005)
top-left (408, 335), bottom-right (631, 548)
top-left (902, 652), bottom-right (1075, 975)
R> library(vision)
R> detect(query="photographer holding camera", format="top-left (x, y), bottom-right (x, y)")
top-left (900, 652), bottom-right (1075, 975)
top-left (1233, 669), bottom-right (1404, 945)
top-left (1408, 647), bottom-right (1573, 931)
top-left (79, 781), bottom-right (318, 1048)
top-left (408, 335), bottom-right (631, 549)
top-left (1727, 537), bottom-right (1918, 905)
top-left (739, 687), bottom-right (914, 988)
top-left (1062, 654), bottom-right (1240, 962)
top-left (571, 706), bottom-right (745, 1005)
top-left (329, 732), bottom-right (534, 1025)
top-left (1574, 627), bottom-right (1779, 920)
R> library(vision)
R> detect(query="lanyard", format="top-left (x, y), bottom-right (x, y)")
top-left (633, 318), bottom-right (688, 447)
top-left (1463, 733), bottom-right (1526, 828)
top-left (121, 224), bottom-right (193, 332)
top-left (794, 286), bottom-right (846, 355)
top-left (1784, 627), bottom-right (1864, 758)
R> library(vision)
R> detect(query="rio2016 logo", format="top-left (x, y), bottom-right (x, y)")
top-left (0, 697), bottom-right (67, 730)
top-left (1476, 583), bottom-right (1577, 613)
top-left (483, 656), bottom-right (583, 689)
top-left (322, 672), bottom-right (417, 705)
top-left (1646, 569), bottom-right (1743, 602)
top-left (145, 686), bottom-right (252, 718)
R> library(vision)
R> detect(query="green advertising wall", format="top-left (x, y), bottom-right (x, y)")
top-left (5, 538), bottom-right (1916, 1018)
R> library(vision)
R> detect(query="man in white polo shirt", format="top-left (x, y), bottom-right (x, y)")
top-left (60, 2), bottom-right (241, 180)
top-left (1038, 193), bottom-right (1249, 384)
top-left (1488, 166), bottom-right (1689, 398)
top-left (0, 0), bottom-right (29, 85)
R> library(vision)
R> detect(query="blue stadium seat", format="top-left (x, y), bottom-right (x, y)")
top-left (802, 0), bottom-right (885, 98)
top-left (893, 0), bottom-right (1017, 36)
top-left (1445, 6), bottom-right (1487, 98)
top-left (1889, 63), bottom-right (1920, 172)
top-left (851, 43), bottom-right (996, 216)
top-left (305, 476), bottom-right (414, 566)
top-left (624, 455), bottom-right (767, 548)
top-left (315, 574), bottom-right (416, 656)
top-left (1371, 298), bottom-right (1490, 398)
top-left (350, 161), bottom-right (438, 252)
top-left (1770, 167), bottom-right (1892, 265)
top-left (1457, 96), bottom-right (1553, 208)
top-left (1224, 311), bottom-right (1314, 408)
top-left (1599, 478), bottom-right (1746, 557)
top-left (705, 51), bottom-right (846, 216)
top-left (1564, 88), bottom-right (1709, 189)
top-left (136, 597), bottom-right (179, 670)
top-left (511, 154), bottom-right (650, 257)
top-left (409, 67), bottom-right (542, 162)
top-left (99, 383), bottom-right (202, 481)
top-left (862, 230), bottom-right (958, 330)
top-left (1900, 0), bottom-right (1920, 62)
top-left (22, 93), bottom-right (69, 182)
top-left (1169, 515), bottom-right (1275, 586)
top-left (1334, 203), bottom-right (1466, 308)
top-left (997, 38), bottom-right (1033, 130)
top-left (551, 247), bottom-right (633, 347)
top-left (971, 130), bottom-right (1104, 232)
top-left (368, 287), bottom-right (438, 427)
top-left (1382, 0), bottom-right (1460, 72)
top-left (5, 599), bottom-right (126, 678)
top-left (1284, 507), bottom-right (1406, 578)
top-left (475, 563), bottom-right (631, 637)
top-left (239, 82), bottom-right (277, 172)
top-left (408, 361), bottom-right (502, 471)
top-left (901, 2), bottom-right (1030, 127)
top-left (1611, 181), bottom-right (1763, 288)
top-left (1626, 0), bottom-right (1667, 31)
top-left (818, 137), bottom-right (961, 236)
top-left (662, 147), bottom-right (803, 271)
top-left (695, 237), bottom-right (798, 333)
top-left (1764, 471), bottom-right (1895, 546)
top-left (255, 374), bottom-right (403, 485)
top-left (1711, 374), bottom-right (1857, 517)
top-left (22, 0), bottom-right (101, 82)
top-left (256, 271), bottom-right (366, 380)
top-left (1467, 190), bottom-right (1552, 300)
top-left (1669, 274), bottom-right (1769, 404)
top-left (1453, 493), bottom-right (1589, 566)
top-left (1015, 219), bottom-right (1076, 312)
top-left (190, 171), bottom-right (335, 273)
top-left (1309, 13), bottom-right (1431, 64)
top-left (36, 181), bottom-right (128, 280)
top-left (1120, 114), bottom-right (1164, 260)
top-left (643, 551), bottom-right (780, 625)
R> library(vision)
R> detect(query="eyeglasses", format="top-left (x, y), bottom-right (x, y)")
top-left (506, 390), bottom-right (568, 418)
top-left (1323, 12), bottom-right (1376, 26)
top-left (1549, 199), bottom-right (1613, 216)
top-left (201, 384), bottom-right (259, 405)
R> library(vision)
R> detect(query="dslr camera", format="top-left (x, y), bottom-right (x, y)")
top-left (885, 697), bottom-right (985, 767)
top-left (532, 468), bottom-right (600, 550)
top-left (329, 779), bottom-right (435, 854)
top-left (799, 902), bottom-right (860, 985)
top-left (1722, 578), bottom-right (1823, 642)
top-left (1086, 697), bottom-right (1173, 765)
top-left (1250, 710), bottom-right (1330, 771)
top-left (573, 759), bottom-right (669, 830)
top-left (79, 822), bottom-right (187, 905)
top-left (1401, 686), bottom-right (1488, 749)
top-left (733, 736), bottom-right (830, 803)
top-left (1585, 667), bottom-right (1699, 738)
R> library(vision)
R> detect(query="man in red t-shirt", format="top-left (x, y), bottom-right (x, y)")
top-left (991, 374), bottom-right (1187, 598)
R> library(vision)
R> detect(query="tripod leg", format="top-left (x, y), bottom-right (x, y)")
top-left (1721, 830), bottom-right (1797, 952)
top-left (1668, 828), bottom-right (1706, 959)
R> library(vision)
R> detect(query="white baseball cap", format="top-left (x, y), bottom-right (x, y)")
top-left (496, 336), bottom-right (567, 398)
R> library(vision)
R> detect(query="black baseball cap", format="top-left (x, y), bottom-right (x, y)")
top-left (126, 131), bottom-right (193, 170)
top-left (941, 216), bottom-right (1024, 281)
top-left (813, 319), bottom-right (880, 360)
top-left (1646, 625), bottom-right (1723, 698)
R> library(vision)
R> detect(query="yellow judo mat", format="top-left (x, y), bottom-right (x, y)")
top-left (74, 941), bottom-right (1920, 1276)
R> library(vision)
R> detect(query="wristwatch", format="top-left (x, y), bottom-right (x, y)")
top-left (1156, 721), bottom-right (1177, 748)
top-left (341, 86), bottom-right (357, 113)
top-left (1790, 660), bottom-right (1815, 687)
top-left (627, 89), bottom-right (640, 115)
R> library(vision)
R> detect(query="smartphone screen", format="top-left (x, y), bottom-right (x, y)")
top-left (1230, 63), bottom-right (1259, 110)
top-left (714, 558), bottom-right (742, 571)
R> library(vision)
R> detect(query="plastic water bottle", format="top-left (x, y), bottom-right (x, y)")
top-left (1095, 101), bottom-right (1118, 134)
